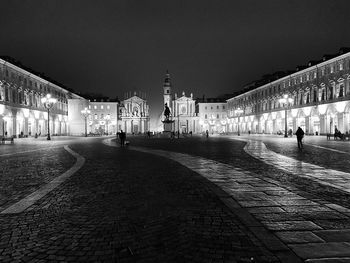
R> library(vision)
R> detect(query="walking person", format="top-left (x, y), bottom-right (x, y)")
top-left (119, 130), bottom-right (126, 147)
top-left (295, 127), bottom-right (304, 150)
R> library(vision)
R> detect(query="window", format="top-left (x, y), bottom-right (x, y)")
top-left (223, 105), bottom-right (225, 109)
top-left (306, 74), bottom-right (309, 81)
top-left (339, 84), bottom-right (344, 97)
top-left (217, 114), bottom-right (219, 119)
top-left (314, 72), bottom-right (317, 78)
top-left (107, 105), bottom-right (110, 109)
top-left (205, 106), bottom-right (207, 110)
top-left (340, 63), bottom-right (343, 71)
top-left (101, 105), bottom-right (104, 109)
top-left (330, 65), bottom-right (334, 73)
top-left (88, 105), bottom-right (91, 109)
top-left (211, 106), bottom-right (213, 109)
top-left (205, 114), bottom-right (207, 119)
top-left (94, 105), bottom-right (97, 109)
top-left (94, 114), bottom-right (97, 120)
top-left (217, 105), bottom-right (219, 109)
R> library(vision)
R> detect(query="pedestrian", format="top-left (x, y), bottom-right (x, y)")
top-left (206, 130), bottom-right (209, 138)
top-left (119, 130), bottom-right (126, 146)
top-left (295, 126), bottom-right (304, 150)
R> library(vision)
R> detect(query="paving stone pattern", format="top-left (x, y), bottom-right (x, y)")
top-left (0, 139), bottom-right (278, 262)
top-left (0, 147), bottom-right (75, 212)
top-left (128, 135), bottom-right (350, 262)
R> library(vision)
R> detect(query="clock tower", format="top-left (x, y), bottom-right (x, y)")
top-left (163, 70), bottom-right (172, 115)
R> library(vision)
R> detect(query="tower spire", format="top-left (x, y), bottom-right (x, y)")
top-left (163, 70), bottom-right (172, 115)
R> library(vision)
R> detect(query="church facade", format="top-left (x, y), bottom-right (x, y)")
top-left (119, 92), bottom-right (150, 134)
top-left (161, 71), bottom-right (199, 134)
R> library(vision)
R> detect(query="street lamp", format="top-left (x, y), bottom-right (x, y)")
top-left (41, 94), bottom-right (57, 140)
top-left (81, 107), bottom-right (91, 137)
top-left (105, 114), bottom-right (110, 135)
top-left (279, 94), bottom-right (293, 138)
top-left (235, 108), bottom-right (243, 136)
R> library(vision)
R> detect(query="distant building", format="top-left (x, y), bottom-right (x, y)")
top-left (196, 97), bottom-right (228, 134)
top-left (119, 92), bottom-right (150, 134)
top-left (159, 71), bottom-right (199, 133)
top-left (68, 98), bottom-right (119, 136)
top-left (0, 57), bottom-right (82, 138)
top-left (227, 48), bottom-right (350, 135)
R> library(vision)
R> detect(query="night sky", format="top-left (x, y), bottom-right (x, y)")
top-left (1, 0), bottom-right (350, 125)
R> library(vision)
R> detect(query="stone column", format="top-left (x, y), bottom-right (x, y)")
top-left (320, 115), bottom-right (326, 135)
top-left (12, 116), bottom-right (16, 137)
top-left (24, 118), bottom-right (29, 136)
top-left (305, 117), bottom-right (310, 135)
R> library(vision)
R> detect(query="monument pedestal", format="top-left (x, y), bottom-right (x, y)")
top-left (162, 119), bottom-right (174, 137)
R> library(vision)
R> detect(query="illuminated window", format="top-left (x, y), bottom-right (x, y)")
top-left (94, 105), bottom-right (97, 109)
top-left (107, 105), bottom-right (110, 109)
top-left (101, 105), bottom-right (104, 109)
top-left (88, 105), bottom-right (91, 109)
top-left (340, 63), bottom-right (343, 70)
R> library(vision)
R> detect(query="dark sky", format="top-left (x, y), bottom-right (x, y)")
top-left (1, 0), bottom-right (350, 122)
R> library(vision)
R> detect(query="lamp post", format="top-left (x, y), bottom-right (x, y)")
top-left (279, 94), bottom-right (293, 138)
top-left (81, 107), bottom-right (91, 137)
top-left (41, 94), bottom-right (57, 140)
top-left (235, 108), bottom-right (243, 136)
top-left (105, 114), bottom-right (110, 135)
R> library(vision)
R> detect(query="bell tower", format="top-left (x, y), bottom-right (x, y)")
top-left (163, 70), bottom-right (172, 114)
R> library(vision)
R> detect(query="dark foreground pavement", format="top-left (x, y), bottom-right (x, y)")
top-left (0, 138), bottom-right (279, 262)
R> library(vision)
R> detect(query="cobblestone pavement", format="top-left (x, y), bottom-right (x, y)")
top-left (124, 134), bottom-right (350, 262)
top-left (0, 136), bottom-right (280, 262)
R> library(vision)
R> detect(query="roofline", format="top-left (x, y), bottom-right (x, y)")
top-left (0, 58), bottom-right (81, 97)
top-left (227, 51), bottom-right (350, 101)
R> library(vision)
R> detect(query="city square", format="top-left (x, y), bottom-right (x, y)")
top-left (0, 135), bottom-right (350, 262)
top-left (1, 0), bottom-right (350, 262)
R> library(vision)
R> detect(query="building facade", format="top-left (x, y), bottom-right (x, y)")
top-left (160, 71), bottom-right (199, 133)
top-left (197, 98), bottom-right (227, 134)
top-left (68, 98), bottom-right (119, 136)
top-left (119, 92), bottom-right (150, 134)
top-left (0, 57), bottom-right (81, 138)
top-left (227, 49), bottom-right (350, 136)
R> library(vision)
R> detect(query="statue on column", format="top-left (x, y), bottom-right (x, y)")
top-left (164, 103), bottom-right (171, 121)
top-left (162, 103), bottom-right (174, 135)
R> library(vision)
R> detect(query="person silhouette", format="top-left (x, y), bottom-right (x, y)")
top-left (295, 127), bottom-right (304, 150)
